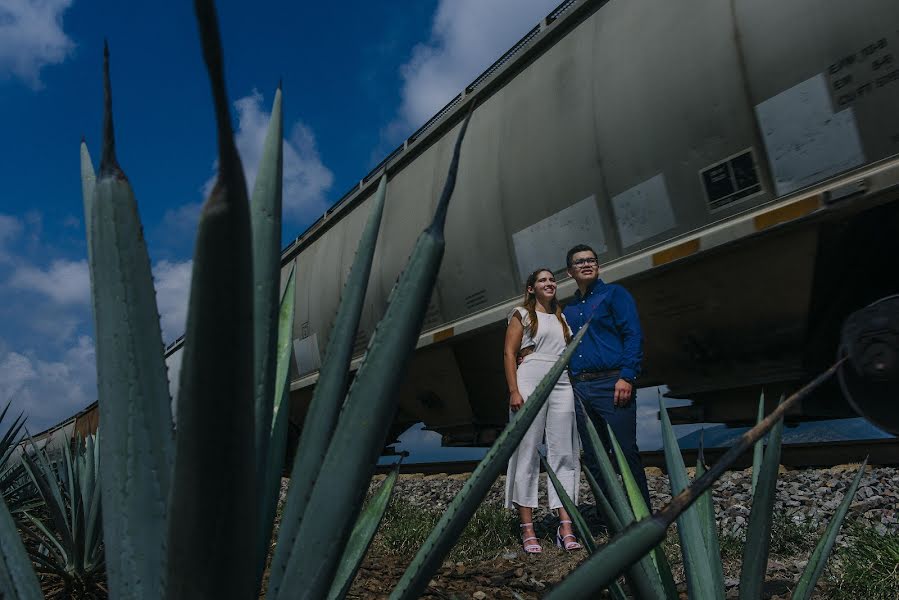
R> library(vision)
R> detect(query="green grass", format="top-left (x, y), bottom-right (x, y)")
top-left (768, 513), bottom-right (822, 555)
top-left (719, 512), bottom-right (822, 559)
top-left (827, 523), bottom-right (899, 599)
top-left (373, 499), bottom-right (519, 562)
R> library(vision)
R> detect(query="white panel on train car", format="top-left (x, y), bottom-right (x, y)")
top-left (511, 195), bottom-right (606, 280)
top-left (293, 334), bottom-right (322, 377)
top-left (755, 74), bottom-right (865, 196)
top-left (611, 174), bottom-right (676, 249)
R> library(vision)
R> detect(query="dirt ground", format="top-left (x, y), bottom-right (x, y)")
top-left (348, 547), bottom-right (813, 599)
top-left (347, 545), bottom-right (587, 599)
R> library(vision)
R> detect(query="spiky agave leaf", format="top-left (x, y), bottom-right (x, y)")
top-left (251, 85), bottom-right (284, 513)
top-left (545, 451), bottom-right (628, 600)
top-left (326, 461), bottom-right (402, 600)
top-left (388, 323), bottom-right (588, 600)
top-left (87, 44), bottom-right (174, 598)
top-left (738, 395), bottom-right (785, 600)
top-left (658, 395), bottom-right (717, 600)
top-left (0, 492), bottom-right (42, 599)
top-left (0, 401), bottom-right (26, 470)
top-left (20, 437), bottom-right (75, 569)
top-left (694, 446), bottom-right (725, 598)
top-left (751, 392), bottom-right (765, 495)
top-left (276, 102), bottom-right (476, 600)
top-left (540, 454), bottom-right (595, 554)
top-left (545, 363), bottom-right (843, 598)
top-left (80, 141), bottom-right (96, 256)
top-left (583, 467), bottom-right (622, 533)
top-left (166, 2), bottom-right (256, 598)
top-left (791, 459), bottom-right (868, 599)
top-left (257, 265), bottom-right (296, 585)
top-left (19, 434), bottom-right (104, 595)
top-left (607, 425), bottom-right (678, 599)
top-left (578, 406), bottom-right (666, 600)
top-left (268, 174), bottom-right (388, 597)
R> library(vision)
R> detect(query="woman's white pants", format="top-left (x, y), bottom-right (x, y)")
top-left (505, 353), bottom-right (581, 510)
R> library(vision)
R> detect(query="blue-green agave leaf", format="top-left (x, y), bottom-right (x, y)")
top-left (257, 265), bottom-right (296, 585)
top-left (540, 454), bottom-right (595, 554)
top-left (22, 510), bottom-right (68, 568)
top-left (791, 459), bottom-right (868, 600)
top-left (695, 449), bottom-right (725, 598)
top-left (751, 392), bottom-right (765, 495)
top-left (738, 395), bottom-right (785, 600)
top-left (327, 461), bottom-right (402, 600)
top-left (583, 467), bottom-right (622, 533)
top-left (579, 408), bottom-right (665, 600)
top-left (87, 45), bottom-right (174, 599)
top-left (0, 495), bottom-right (50, 600)
top-left (608, 425), bottom-right (651, 522)
top-left (578, 407), bottom-right (633, 525)
top-left (545, 516), bottom-right (669, 599)
top-left (80, 141), bottom-right (96, 259)
top-left (269, 174), bottom-right (387, 597)
top-left (545, 456), bottom-right (627, 600)
top-left (388, 321), bottom-right (588, 600)
top-left (607, 425), bottom-right (676, 599)
top-left (20, 438), bottom-right (74, 554)
top-left (659, 396), bottom-right (717, 600)
top-left (166, 4), bottom-right (257, 597)
top-left (251, 85), bottom-right (284, 504)
top-left (277, 103), bottom-right (476, 600)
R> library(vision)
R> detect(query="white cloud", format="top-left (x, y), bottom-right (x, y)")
top-left (0, 336), bottom-right (96, 432)
top-left (0, 0), bottom-right (75, 89)
top-left (0, 214), bottom-right (23, 262)
top-left (387, 0), bottom-right (560, 140)
top-left (152, 259), bottom-right (192, 345)
top-left (160, 201), bottom-right (202, 241)
top-left (203, 90), bottom-right (334, 225)
top-left (9, 258), bottom-right (89, 305)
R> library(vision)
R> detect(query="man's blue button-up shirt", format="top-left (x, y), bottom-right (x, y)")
top-left (562, 279), bottom-right (643, 381)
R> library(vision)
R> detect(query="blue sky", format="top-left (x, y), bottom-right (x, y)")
top-left (0, 0), bottom-right (574, 432)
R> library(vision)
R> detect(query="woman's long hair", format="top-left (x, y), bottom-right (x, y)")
top-left (523, 268), bottom-right (572, 343)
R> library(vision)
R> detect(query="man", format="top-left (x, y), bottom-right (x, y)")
top-left (562, 244), bottom-right (651, 508)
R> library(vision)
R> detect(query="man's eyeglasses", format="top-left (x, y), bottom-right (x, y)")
top-left (570, 257), bottom-right (598, 268)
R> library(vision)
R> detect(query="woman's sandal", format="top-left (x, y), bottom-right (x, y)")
top-left (555, 520), bottom-right (583, 551)
top-left (520, 523), bottom-right (542, 554)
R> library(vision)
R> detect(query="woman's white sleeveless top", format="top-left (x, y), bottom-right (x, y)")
top-left (508, 307), bottom-right (569, 356)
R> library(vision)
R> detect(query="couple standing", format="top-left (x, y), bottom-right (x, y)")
top-left (502, 244), bottom-right (650, 554)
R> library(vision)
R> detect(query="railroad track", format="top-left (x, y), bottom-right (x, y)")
top-left (376, 437), bottom-right (899, 475)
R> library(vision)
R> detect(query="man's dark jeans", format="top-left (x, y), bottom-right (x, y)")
top-left (573, 376), bottom-right (651, 510)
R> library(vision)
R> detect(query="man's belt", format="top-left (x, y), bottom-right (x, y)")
top-left (571, 368), bottom-right (621, 383)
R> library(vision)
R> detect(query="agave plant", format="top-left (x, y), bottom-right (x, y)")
top-left (0, 402), bottom-right (35, 516)
top-left (539, 387), bottom-right (868, 599)
top-left (17, 435), bottom-right (103, 598)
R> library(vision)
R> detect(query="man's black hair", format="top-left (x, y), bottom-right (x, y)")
top-left (566, 244), bottom-right (597, 267)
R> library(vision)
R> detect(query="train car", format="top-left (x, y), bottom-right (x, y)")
top-left (164, 0), bottom-right (899, 447)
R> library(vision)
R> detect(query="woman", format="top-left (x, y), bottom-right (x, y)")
top-left (504, 268), bottom-right (582, 553)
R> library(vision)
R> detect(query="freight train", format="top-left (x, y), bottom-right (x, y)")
top-left (159, 0), bottom-right (899, 449)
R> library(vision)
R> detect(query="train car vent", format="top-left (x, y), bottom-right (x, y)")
top-left (700, 148), bottom-right (763, 212)
top-left (464, 289), bottom-right (488, 310)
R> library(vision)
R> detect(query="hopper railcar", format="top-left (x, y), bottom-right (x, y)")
top-left (163, 0), bottom-right (899, 447)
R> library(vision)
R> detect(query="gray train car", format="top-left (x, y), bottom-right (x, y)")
top-left (165, 0), bottom-right (899, 446)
